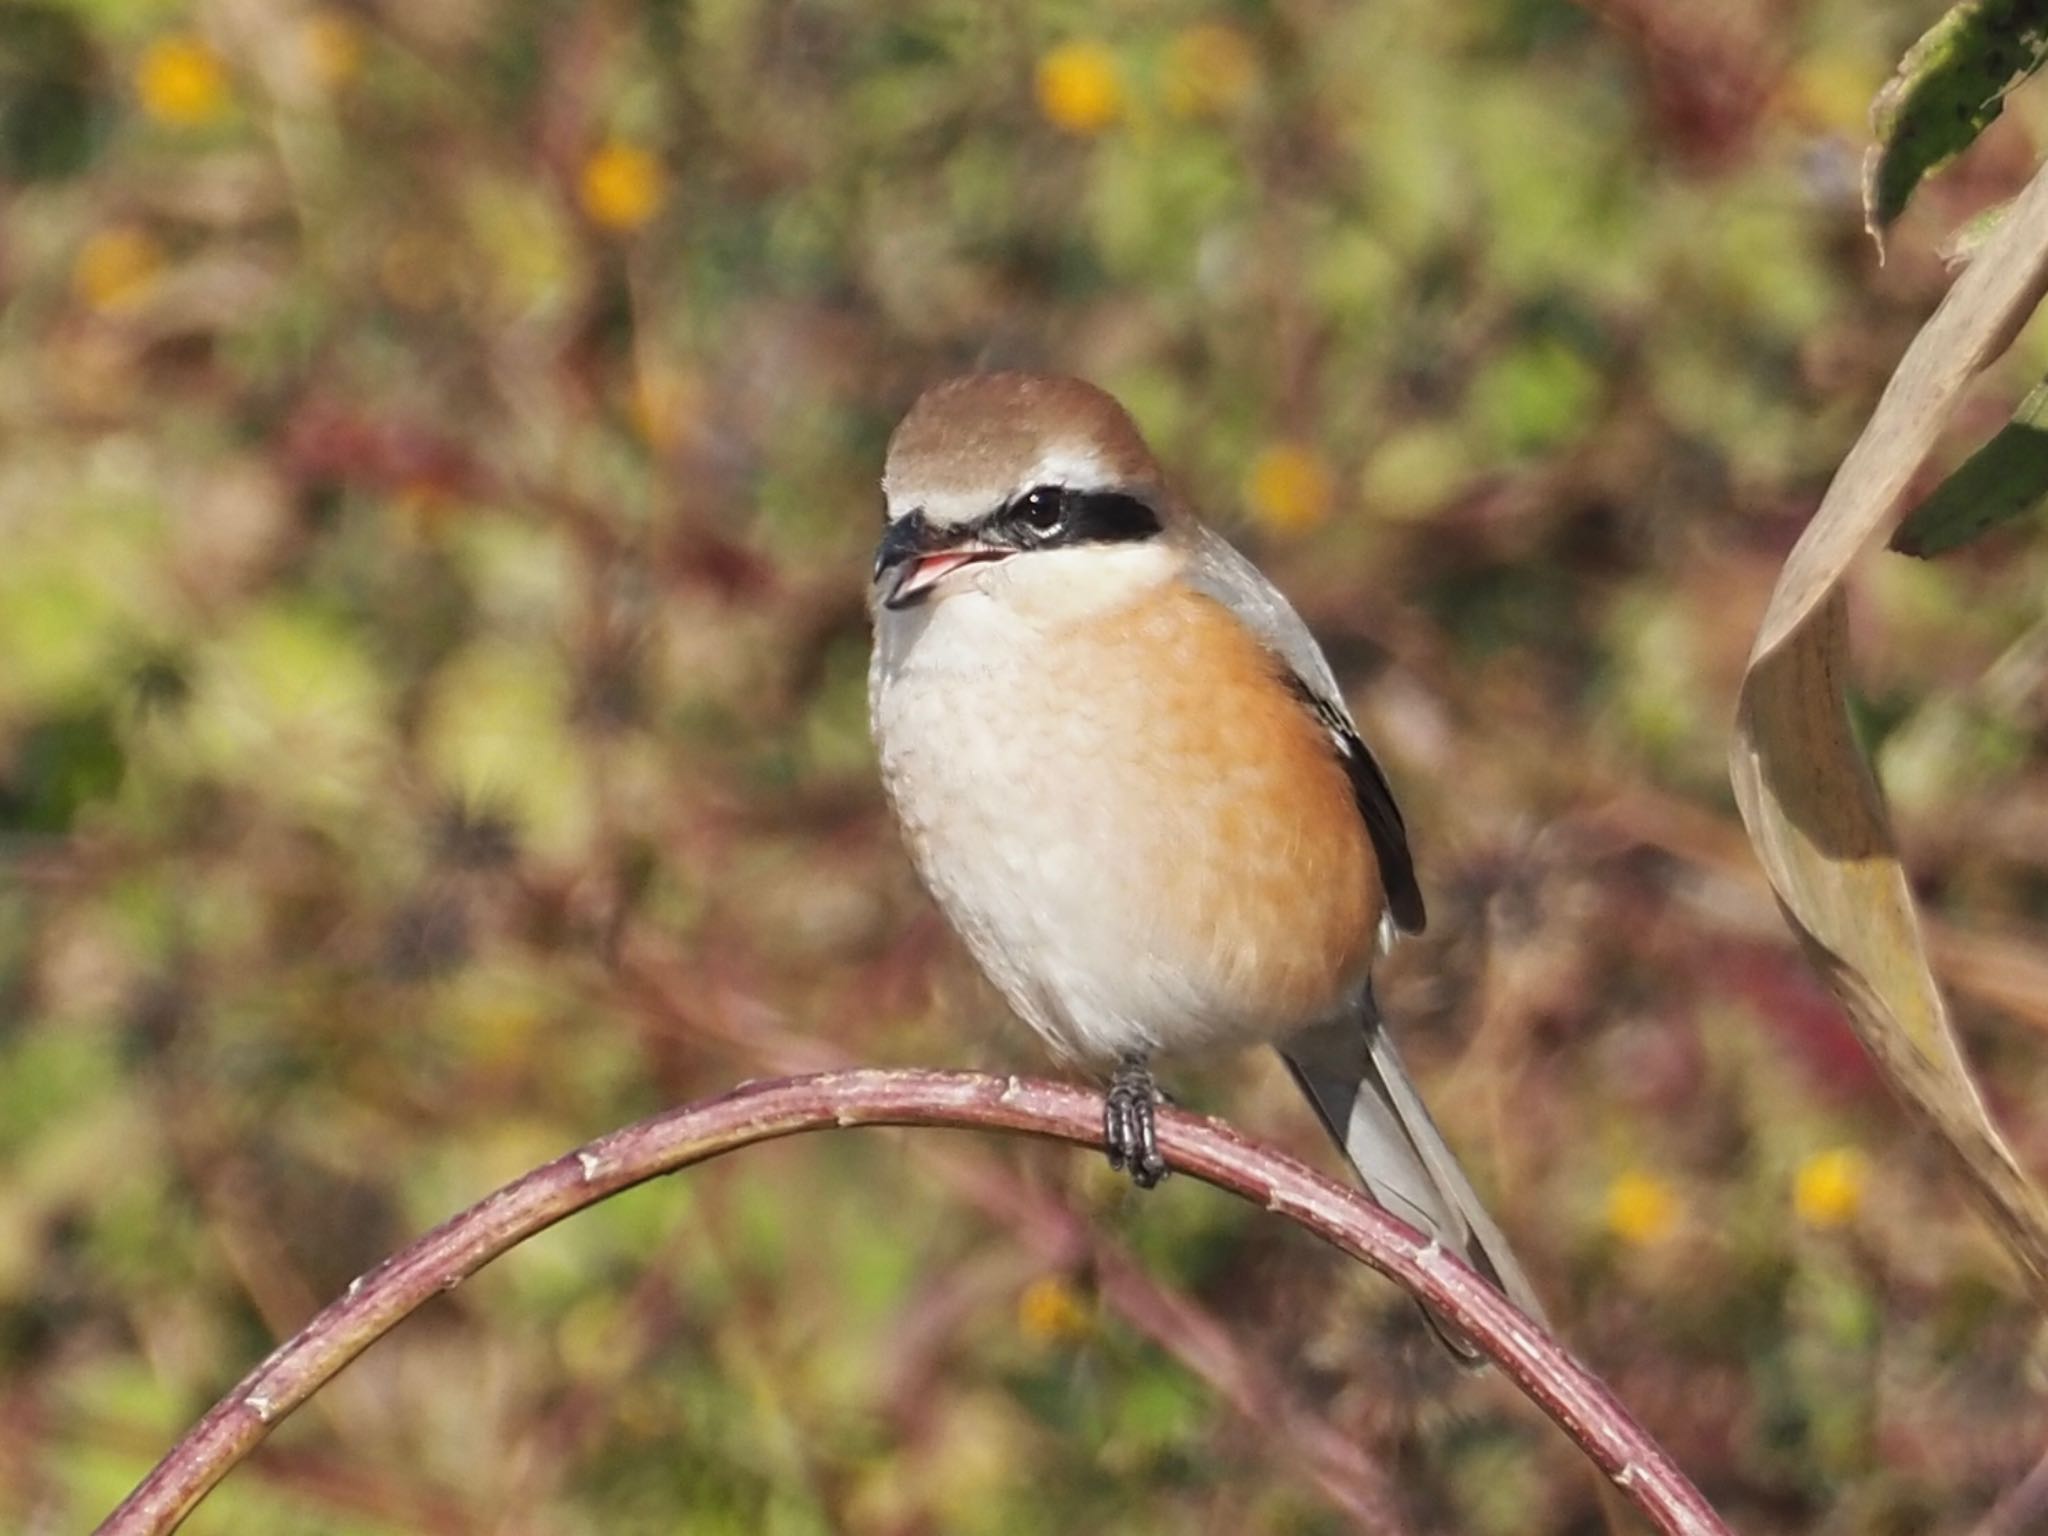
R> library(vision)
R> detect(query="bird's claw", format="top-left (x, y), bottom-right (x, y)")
top-left (1103, 1057), bottom-right (1167, 1188)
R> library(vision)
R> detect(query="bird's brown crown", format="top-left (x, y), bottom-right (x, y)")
top-left (883, 373), bottom-right (1162, 519)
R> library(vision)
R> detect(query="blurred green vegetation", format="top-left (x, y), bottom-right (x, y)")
top-left (6, 0), bottom-right (2048, 1532)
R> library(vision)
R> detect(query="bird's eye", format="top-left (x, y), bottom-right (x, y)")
top-left (1015, 486), bottom-right (1066, 535)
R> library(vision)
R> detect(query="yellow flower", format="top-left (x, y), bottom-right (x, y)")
top-left (137, 35), bottom-right (230, 127)
top-left (1794, 1147), bottom-right (1867, 1229)
top-left (390, 481), bottom-right (463, 543)
top-left (73, 227), bottom-right (164, 311)
top-left (302, 10), bottom-right (365, 90)
top-left (1165, 22), bottom-right (1258, 118)
top-left (629, 366), bottom-right (707, 451)
top-left (1017, 1275), bottom-right (1092, 1344)
top-left (1605, 1170), bottom-right (1680, 1246)
top-left (1246, 442), bottom-right (1334, 534)
top-left (579, 141), bottom-right (665, 232)
top-left (1035, 41), bottom-right (1122, 136)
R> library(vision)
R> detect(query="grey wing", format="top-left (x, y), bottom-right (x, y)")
top-left (1182, 523), bottom-right (1350, 704)
top-left (1183, 524), bottom-right (1427, 935)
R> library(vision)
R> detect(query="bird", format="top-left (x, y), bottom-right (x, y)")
top-left (865, 371), bottom-right (1544, 1347)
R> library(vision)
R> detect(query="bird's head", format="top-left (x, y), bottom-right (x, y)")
top-left (872, 373), bottom-right (1182, 619)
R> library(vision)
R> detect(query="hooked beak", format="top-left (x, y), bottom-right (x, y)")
top-left (873, 512), bottom-right (1009, 610)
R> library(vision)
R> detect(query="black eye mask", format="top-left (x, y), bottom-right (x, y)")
top-left (991, 485), bottom-right (1162, 548)
top-left (872, 487), bottom-right (1165, 610)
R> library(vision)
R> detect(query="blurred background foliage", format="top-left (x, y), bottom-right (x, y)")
top-left (6, 0), bottom-right (2048, 1532)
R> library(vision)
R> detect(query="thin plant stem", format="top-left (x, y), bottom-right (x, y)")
top-left (94, 1069), bottom-right (1732, 1536)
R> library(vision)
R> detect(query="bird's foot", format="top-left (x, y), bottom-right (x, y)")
top-left (1103, 1056), bottom-right (1167, 1188)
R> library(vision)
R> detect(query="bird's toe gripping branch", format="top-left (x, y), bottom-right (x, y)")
top-left (1103, 1055), bottom-right (1168, 1188)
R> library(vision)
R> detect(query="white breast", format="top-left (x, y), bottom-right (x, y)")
top-left (869, 574), bottom-right (1376, 1065)
top-left (872, 594), bottom-right (1128, 1060)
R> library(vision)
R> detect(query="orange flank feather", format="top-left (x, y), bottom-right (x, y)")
top-left (1046, 582), bottom-right (1385, 1037)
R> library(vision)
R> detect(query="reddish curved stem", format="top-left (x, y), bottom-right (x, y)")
top-left (94, 1070), bottom-right (1732, 1536)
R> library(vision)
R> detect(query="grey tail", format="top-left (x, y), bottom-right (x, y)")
top-left (1278, 990), bottom-right (1545, 1363)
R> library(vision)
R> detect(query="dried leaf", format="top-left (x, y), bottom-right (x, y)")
top-left (1864, 0), bottom-right (2048, 249)
top-left (1731, 156), bottom-right (2048, 1303)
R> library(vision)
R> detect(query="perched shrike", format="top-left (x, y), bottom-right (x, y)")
top-left (867, 372), bottom-right (1542, 1342)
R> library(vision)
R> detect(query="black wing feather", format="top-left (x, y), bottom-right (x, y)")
top-left (1281, 674), bottom-right (1427, 935)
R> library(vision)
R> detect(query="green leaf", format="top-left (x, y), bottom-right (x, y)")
top-left (0, 708), bottom-right (124, 836)
top-left (1865, 0), bottom-right (2048, 243)
top-left (0, 6), bottom-right (103, 184)
top-left (1469, 334), bottom-right (1604, 456)
top-left (1891, 374), bottom-right (2048, 556)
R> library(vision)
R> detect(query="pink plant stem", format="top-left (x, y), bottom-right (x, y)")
top-left (94, 1070), bottom-right (1733, 1536)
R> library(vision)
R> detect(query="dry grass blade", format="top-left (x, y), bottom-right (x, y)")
top-left (1730, 158), bottom-right (2048, 1303)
